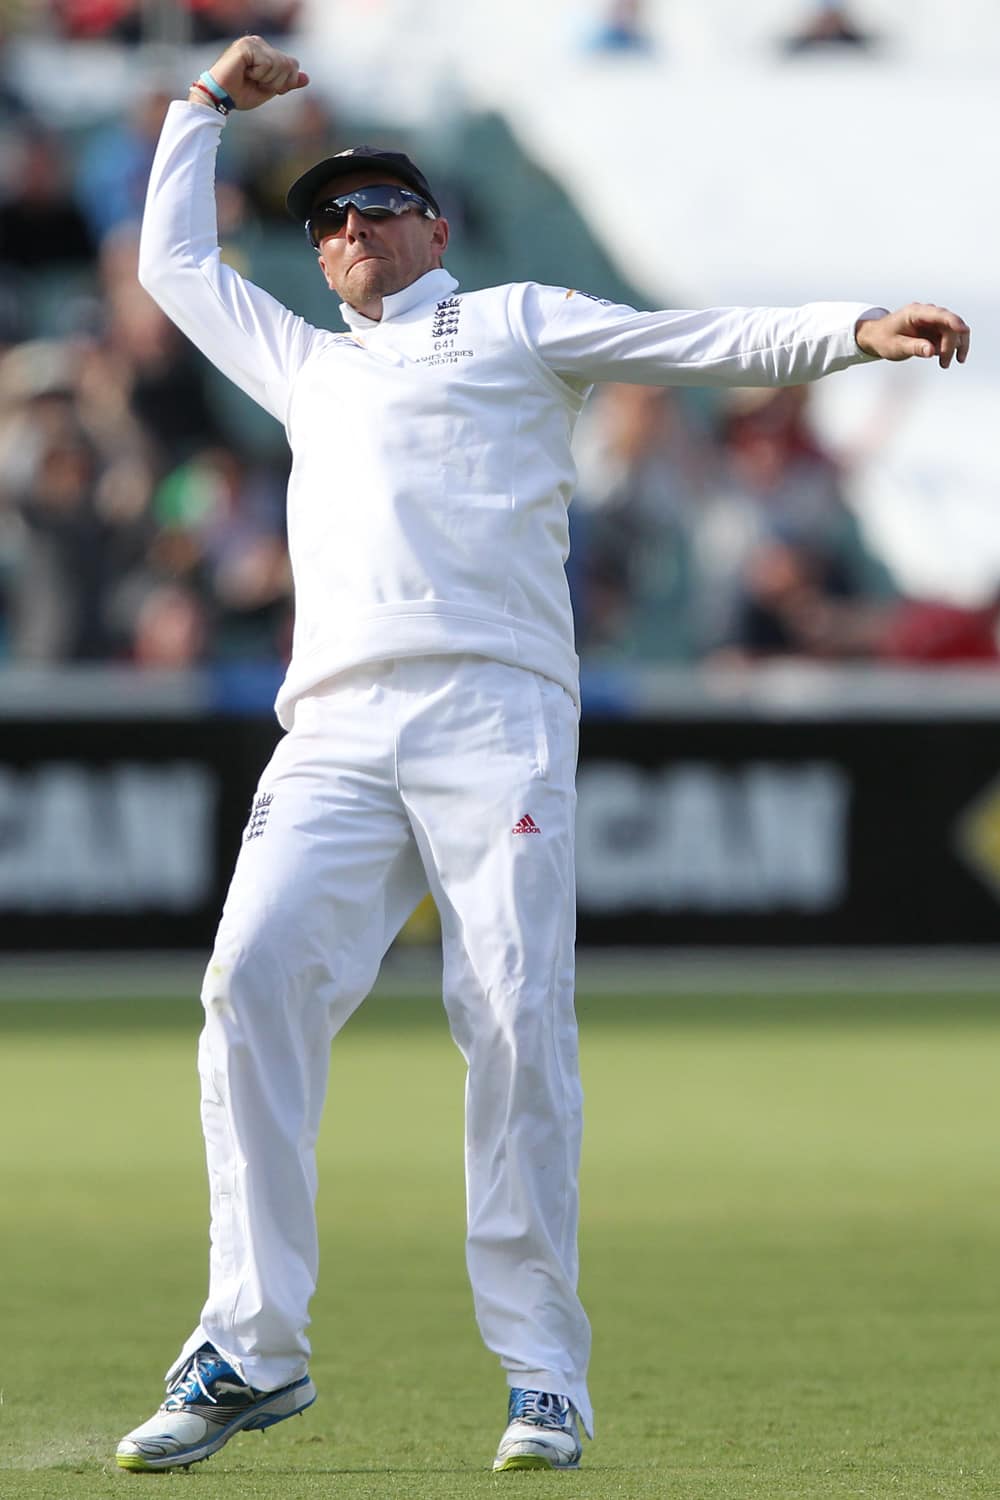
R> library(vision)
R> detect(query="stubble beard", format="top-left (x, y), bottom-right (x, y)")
top-left (340, 256), bottom-right (406, 312)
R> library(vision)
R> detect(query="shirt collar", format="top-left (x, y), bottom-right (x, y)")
top-left (339, 268), bottom-right (459, 331)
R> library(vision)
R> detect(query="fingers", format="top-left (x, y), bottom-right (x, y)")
top-left (241, 34), bottom-right (308, 95)
top-left (942, 316), bottom-right (971, 368)
top-left (858, 304), bottom-right (970, 365)
top-left (901, 302), bottom-right (971, 369)
top-left (247, 51), bottom-right (302, 95)
top-left (208, 34), bottom-right (307, 105)
top-left (896, 335), bottom-right (936, 361)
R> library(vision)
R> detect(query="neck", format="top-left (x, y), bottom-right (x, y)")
top-left (339, 266), bottom-right (457, 332)
top-left (347, 294), bottom-right (384, 322)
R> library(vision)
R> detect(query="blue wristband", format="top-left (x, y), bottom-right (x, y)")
top-left (198, 70), bottom-right (236, 113)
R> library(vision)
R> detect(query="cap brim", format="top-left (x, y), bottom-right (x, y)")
top-left (286, 157), bottom-right (440, 224)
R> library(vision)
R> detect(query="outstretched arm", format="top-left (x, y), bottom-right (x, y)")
top-left (517, 286), bottom-right (971, 393)
top-left (855, 303), bottom-right (970, 368)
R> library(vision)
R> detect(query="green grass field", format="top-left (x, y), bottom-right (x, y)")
top-left (1, 986), bottom-right (998, 1498)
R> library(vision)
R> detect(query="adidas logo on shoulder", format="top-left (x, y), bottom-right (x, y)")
top-left (512, 814), bottom-right (541, 835)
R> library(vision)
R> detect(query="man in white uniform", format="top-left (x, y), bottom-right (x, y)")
top-left (117, 34), bottom-right (970, 1476)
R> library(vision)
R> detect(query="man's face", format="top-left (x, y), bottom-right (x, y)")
top-left (312, 169), bottom-right (449, 320)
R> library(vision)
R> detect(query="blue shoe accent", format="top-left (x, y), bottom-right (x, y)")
top-left (507, 1388), bottom-right (576, 1428)
top-left (116, 1343), bottom-right (316, 1471)
top-left (162, 1345), bottom-right (244, 1411)
top-left (494, 1388), bottom-right (582, 1470)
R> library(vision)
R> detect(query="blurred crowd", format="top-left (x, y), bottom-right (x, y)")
top-left (1, 7), bottom-right (997, 675)
top-left (586, 1), bottom-right (879, 55)
top-left (570, 383), bottom-right (1000, 668)
top-left (0, 62), bottom-right (335, 668)
top-left (36, 1), bottom-right (301, 45)
top-left (24, 2), bottom-right (878, 54)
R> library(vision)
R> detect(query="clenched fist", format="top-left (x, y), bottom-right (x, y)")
top-left (194, 34), bottom-right (309, 111)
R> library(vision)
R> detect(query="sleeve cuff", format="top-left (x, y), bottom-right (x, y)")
top-left (854, 306), bottom-right (889, 360)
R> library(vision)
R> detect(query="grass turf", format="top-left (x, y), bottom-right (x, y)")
top-left (0, 988), bottom-right (998, 1498)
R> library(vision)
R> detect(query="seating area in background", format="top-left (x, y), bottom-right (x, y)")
top-left (1, 5), bottom-right (996, 675)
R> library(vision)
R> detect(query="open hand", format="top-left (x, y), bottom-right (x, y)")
top-left (856, 303), bottom-right (970, 368)
top-left (204, 34), bottom-right (309, 111)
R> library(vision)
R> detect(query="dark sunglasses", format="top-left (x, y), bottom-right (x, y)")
top-left (305, 185), bottom-right (437, 248)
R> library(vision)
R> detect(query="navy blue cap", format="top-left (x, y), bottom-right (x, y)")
top-left (286, 146), bottom-right (441, 223)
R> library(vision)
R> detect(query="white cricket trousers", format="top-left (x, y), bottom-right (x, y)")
top-left (170, 656), bottom-right (593, 1435)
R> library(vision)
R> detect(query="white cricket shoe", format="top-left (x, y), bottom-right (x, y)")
top-left (116, 1342), bottom-right (316, 1471)
top-left (492, 1388), bottom-right (583, 1471)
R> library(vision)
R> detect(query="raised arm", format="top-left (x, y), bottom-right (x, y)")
top-left (138, 38), bottom-right (315, 425)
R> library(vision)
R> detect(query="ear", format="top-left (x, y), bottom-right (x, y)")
top-left (430, 216), bottom-right (450, 257)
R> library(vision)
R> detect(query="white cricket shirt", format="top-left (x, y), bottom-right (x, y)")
top-left (140, 102), bottom-right (880, 726)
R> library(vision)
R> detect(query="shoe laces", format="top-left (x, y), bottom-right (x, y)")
top-left (164, 1346), bottom-right (244, 1411)
top-left (508, 1389), bottom-right (573, 1428)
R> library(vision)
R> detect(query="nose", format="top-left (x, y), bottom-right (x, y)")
top-left (345, 205), bottom-right (371, 242)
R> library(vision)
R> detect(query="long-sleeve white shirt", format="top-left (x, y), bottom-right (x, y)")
top-left (139, 101), bottom-right (880, 726)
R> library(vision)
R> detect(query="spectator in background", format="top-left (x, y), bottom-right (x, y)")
top-left (11, 420), bottom-right (107, 660)
top-left (696, 384), bottom-right (889, 656)
top-left (143, 447), bottom-right (291, 660)
top-left (92, 254), bottom-right (226, 466)
top-left (572, 382), bottom-right (715, 658)
top-left (717, 551), bottom-right (1000, 668)
top-left (0, 126), bottom-right (96, 270)
top-left (130, 582), bottom-right (210, 668)
top-left (51, 0), bottom-right (142, 41)
top-left (242, 92), bottom-right (342, 222)
top-left (50, 0), bottom-right (299, 43)
top-left (783, 2), bottom-right (876, 52)
top-left (585, 0), bottom-right (653, 54)
top-left (75, 88), bottom-right (172, 242)
top-left (182, 0), bottom-right (301, 43)
top-left (0, 404), bottom-right (130, 660)
top-left (716, 529), bottom-right (883, 662)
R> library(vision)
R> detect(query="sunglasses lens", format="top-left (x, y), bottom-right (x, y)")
top-left (306, 186), bottom-right (433, 247)
top-left (309, 206), bottom-right (347, 245)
